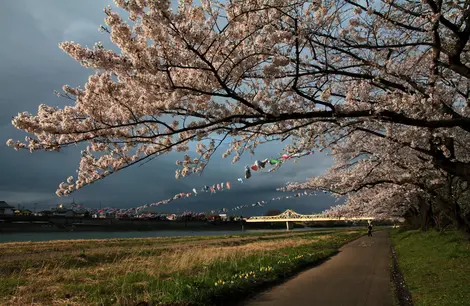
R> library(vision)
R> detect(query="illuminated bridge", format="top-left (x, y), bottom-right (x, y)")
top-left (245, 209), bottom-right (375, 230)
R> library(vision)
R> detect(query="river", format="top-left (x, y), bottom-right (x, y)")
top-left (0, 228), bottom-right (323, 243)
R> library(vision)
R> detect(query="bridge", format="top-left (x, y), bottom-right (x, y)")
top-left (245, 209), bottom-right (375, 230)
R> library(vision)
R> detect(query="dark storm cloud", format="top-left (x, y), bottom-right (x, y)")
top-left (0, 0), bottom-right (340, 214)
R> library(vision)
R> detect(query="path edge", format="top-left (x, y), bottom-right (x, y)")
top-left (389, 235), bottom-right (414, 306)
top-left (225, 233), bottom-right (367, 306)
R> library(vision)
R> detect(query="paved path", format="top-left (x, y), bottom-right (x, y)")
top-left (243, 231), bottom-right (393, 306)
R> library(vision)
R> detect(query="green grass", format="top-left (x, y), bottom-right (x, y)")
top-left (390, 229), bottom-right (470, 306)
top-left (0, 229), bottom-right (361, 305)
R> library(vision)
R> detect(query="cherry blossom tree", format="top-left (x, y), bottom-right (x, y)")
top-left (6, 0), bottom-right (470, 204)
top-left (286, 122), bottom-right (470, 231)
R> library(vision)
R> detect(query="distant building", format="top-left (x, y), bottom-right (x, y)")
top-left (37, 210), bottom-right (53, 217)
top-left (50, 205), bottom-right (74, 217)
top-left (73, 208), bottom-right (88, 217)
top-left (166, 214), bottom-right (177, 221)
top-left (95, 210), bottom-right (117, 218)
top-left (50, 203), bottom-right (85, 217)
top-left (21, 209), bottom-right (32, 216)
top-left (0, 201), bottom-right (14, 216)
top-left (52, 209), bottom-right (74, 217)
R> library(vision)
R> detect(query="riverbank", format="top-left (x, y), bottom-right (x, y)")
top-left (0, 218), bottom-right (272, 233)
top-left (0, 216), bottom-right (371, 234)
top-left (0, 229), bottom-right (362, 305)
top-left (0, 216), bottom-right (316, 233)
top-left (0, 228), bottom-right (321, 243)
top-left (390, 229), bottom-right (470, 306)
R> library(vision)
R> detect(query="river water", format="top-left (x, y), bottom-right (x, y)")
top-left (0, 228), bottom-right (323, 243)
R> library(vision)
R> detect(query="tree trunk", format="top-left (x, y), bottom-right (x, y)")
top-left (453, 202), bottom-right (470, 236)
top-left (403, 206), bottom-right (420, 229)
top-left (418, 197), bottom-right (433, 231)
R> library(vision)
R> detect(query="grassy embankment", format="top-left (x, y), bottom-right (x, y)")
top-left (390, 229), bottom-right (470, 306)
top-left (0, 229), bottom-right (362, 305)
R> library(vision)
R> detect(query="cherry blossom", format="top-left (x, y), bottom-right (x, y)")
top-left (4, 0), bottom-right (470, 229)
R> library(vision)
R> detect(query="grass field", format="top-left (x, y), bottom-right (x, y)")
top-left (0, 229), bottom-right (362, 305)
top-left (390, 229), bottom-right (470, 306)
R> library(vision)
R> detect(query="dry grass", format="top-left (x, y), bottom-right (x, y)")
top-left (0, 230), bottom-right (360, 305)
top-left (152, 238), bottom-right (315, 274)
top-left (0, 231), bottom-right (323, 258)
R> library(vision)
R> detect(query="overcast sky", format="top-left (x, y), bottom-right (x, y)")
top-left (0, 0), bottom-right (341, 215)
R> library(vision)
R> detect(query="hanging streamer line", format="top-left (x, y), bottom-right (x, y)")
top-left (244, 151), bottom-right (313, 179)
top-left (196, 190), bottom-right (318, 215)
top-left (71, 150), bottom-right (315, 216)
